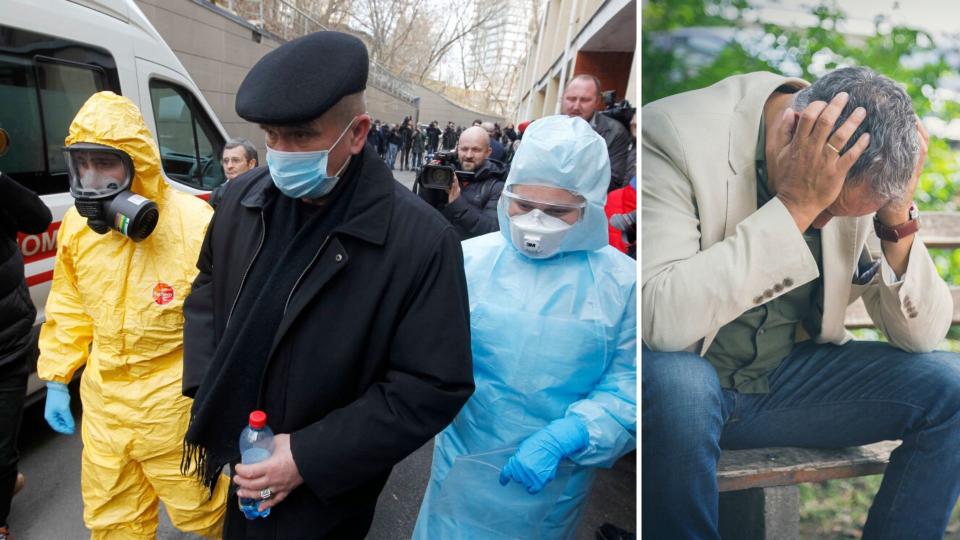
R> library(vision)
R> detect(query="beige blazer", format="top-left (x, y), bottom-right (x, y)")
top-left (641, 72), bottom-right (952, 355)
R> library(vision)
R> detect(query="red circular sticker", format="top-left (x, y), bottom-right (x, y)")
top-left (153, 282), bottom-right (175, 305)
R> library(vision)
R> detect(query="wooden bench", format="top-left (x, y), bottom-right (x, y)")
top-left (716, 212), bottom-right (960, 539)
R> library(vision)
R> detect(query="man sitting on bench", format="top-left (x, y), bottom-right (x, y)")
top-left (641, 66), bottom-right (960, 539)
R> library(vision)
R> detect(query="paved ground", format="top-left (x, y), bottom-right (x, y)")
top-left (10, 400), bottom-right (635, 539)
top-left (8, 168), bottom-right (636, 538)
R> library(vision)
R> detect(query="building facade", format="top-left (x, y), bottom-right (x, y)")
top-left (513, 0), bottom-right (636, 122)
top-left (465, 0), bottom-right (536, 115)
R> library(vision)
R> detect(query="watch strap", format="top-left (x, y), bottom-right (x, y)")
top-left (874, 202), bottom-right (920, 242)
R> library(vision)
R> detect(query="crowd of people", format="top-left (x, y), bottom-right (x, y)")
top-left (365, 117), bottom-right (525, 172)
top-left (1, 30), bottom-right (636, 540)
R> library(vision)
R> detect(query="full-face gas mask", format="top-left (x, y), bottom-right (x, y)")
top-left (64, 143), bottom-right (158, 241)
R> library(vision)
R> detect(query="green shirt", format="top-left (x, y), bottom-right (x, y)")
top-left (703, 117), bottom-right (824, 393)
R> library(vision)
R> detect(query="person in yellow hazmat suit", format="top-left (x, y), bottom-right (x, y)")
top-left (37, 91), bottom-right (228, 539)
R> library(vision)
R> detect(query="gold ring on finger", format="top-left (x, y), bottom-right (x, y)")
top-left (826, 142), bottom-right (841, 155)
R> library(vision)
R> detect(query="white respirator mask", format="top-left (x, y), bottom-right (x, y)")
top-left (508, 209), bottom-right (574, 259)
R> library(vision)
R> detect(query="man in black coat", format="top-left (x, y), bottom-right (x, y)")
top-left (441, 122), bottom-right (457, 151)
top-left (181, 31), bottom-right (474, 540)
top-left (398, 117), bottom-right (413, 171)
top-left (367, 119), bottom-right (384, 158)
top-left (416, 126), bottom-right (506, 240)
top-left (0, 172), bottom-right (52, 539)
top-left (425, 120), bottom-right (441, 153)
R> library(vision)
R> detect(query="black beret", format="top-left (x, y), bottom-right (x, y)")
top-left (236, 31), bottom-right (368, 125)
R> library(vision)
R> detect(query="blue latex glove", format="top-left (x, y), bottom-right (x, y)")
top-left (499, 416), bottom-right (589, 494)
top-left (44, 382), bottom-right (75, 435)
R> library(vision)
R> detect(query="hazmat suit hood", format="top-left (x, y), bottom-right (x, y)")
top-left (65, 91), bottom-right (168, 203)
top-left (497, 115), bottom-right (610, 255)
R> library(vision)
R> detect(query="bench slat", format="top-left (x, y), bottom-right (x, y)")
top-left (717, 441), bottom-right (898, 492)
top-left (918, 211), bottom-right (960, 249)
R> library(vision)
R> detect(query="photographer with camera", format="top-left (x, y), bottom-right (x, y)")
top-left (416, 126), bottom-right (507, 240)
top-left (562, 74), bottom-right (632, 191)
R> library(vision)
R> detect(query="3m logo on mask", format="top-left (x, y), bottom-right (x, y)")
top-left (152, 282), bottom-right (175, 305)
top-left (508, 209), bottom-right (573, 259)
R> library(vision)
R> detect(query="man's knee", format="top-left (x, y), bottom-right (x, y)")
top-left (909, 350), bottom-right (960, 421)
top-left (643, 349), bottom-right (723, 411)
top-left (642, 349), bottom-right (725, 439)
top-left (160, 472), bottom-right (228, 538)
top-left (86, 499), bottom-right (159, 540)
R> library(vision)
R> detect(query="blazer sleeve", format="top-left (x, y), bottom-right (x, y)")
top-left (289, 226), bottom-right (474, 499)
top-left (854, 237), bottom-right (952, 351)
top-left (640, 106), bottom-right (820, 352)
top-left (37, 214), bottom-right (92, 384)
top-left (182, 210), bottom-right (218, 398)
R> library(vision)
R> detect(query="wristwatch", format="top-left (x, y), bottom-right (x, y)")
top-left (874, 202), bottom-right (920, 242)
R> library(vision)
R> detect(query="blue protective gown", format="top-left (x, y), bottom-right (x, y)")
top-left (413, 232), bottom-right (636, 539)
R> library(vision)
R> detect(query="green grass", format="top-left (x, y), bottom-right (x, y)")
top-left (801, 476), bottom-right (960, 538)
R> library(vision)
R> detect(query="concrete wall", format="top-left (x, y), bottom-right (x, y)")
top-left (135, 0), bottom-right (281, 157)
top-left (415, 85), bottom-right (504, 128)
top-left (134, 0), bottom-right (499, 158)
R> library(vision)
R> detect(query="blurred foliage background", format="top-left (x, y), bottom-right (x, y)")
top-left (642, 0), bottom-right (960, 536)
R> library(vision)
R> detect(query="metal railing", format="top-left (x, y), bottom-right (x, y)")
top-left (218, 0), bottom-right (419, 105)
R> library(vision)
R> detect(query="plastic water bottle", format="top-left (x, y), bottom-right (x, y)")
top-left (238, 410), bottom-right (274, 520)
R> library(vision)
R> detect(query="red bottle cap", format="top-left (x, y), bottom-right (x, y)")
top-left (249, 410), bottom-right (267, 429)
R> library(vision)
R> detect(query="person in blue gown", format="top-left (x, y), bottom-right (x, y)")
top-left (413, 114), bottom-right (636, 539)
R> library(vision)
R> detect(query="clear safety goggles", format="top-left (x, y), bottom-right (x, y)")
top-left (63, 143), bottom-right (134, 199)
top-left (502, 184), bottom-right (587, 223)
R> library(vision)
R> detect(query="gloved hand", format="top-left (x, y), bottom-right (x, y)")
top-left (44, 382), bottom-right (75, 435)
top-left (499, 416), bottom-right (589, 494)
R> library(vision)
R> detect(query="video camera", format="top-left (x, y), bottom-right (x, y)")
top-left (600, 91), bottom-right (635, 134)
top-left (418, 150), bottom-right (475, 190)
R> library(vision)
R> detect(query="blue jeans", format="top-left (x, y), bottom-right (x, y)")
top-left (387, 143), bottom-right (399, 169)
top-left (642, 340), bottom-right (960, 540)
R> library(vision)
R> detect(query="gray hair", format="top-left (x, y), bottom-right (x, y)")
top-left (793, 67), bottom-right (918, 202)
top-left (224, 137), bottom-right (258, 164)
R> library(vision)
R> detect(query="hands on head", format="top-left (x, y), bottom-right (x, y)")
top-left (768, 91), bottom-right (927, 233)
top-left (768, 92), bottom-right (870, 231)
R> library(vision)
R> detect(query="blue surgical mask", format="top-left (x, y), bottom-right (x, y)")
top-left (266, 118), bottom-right (356, 199)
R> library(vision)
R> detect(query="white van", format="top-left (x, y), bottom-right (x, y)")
top-left (0, 0), bottom-right (229, 399)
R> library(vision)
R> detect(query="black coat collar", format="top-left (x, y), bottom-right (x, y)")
top-left (240, 144), bottom-right (393, 246)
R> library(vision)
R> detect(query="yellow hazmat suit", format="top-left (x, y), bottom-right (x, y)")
top-left (38, 92), bottom-right (228, 539)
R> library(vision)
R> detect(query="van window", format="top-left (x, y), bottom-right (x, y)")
top-left (149, 80), bottom-right (225, 190)
top-left (37, 58), bottom-right (108, 173)
top-left (0, 55), bottom-right (107, 194)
